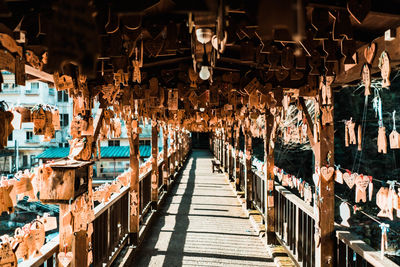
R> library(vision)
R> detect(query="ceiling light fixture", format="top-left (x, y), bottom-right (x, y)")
top-left (195, 28), bottom-right (212, 44)
top-left (199, 44), bottom-right (210, 80)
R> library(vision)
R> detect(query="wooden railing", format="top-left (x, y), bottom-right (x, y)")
top-left (253, 171), bottom-right (265, 215)
top-left (275, 184), bottom-right (316, 266)
top-left (25, 146), bottom-right (189, 267)
top-left (335, 230), bottom-right (397, 267)
top-left (139, 167), bottom-right (152, 218)
top-left (92, 186), bottom-right (129, 266)
top-left (212, 140), bottom-right (399, 267)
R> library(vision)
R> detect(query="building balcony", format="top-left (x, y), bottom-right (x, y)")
top-left (24, 89), bottom-right (40, 95)
top-left (26, 136), bottom-right (41, 143)
top-left (1, 89), bottom-right (21, 94)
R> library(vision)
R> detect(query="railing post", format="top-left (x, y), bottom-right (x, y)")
top-left (224, 129), bottom-right (228, 172)
top-left (222, 129), bottom-right (226, 170)
top-left (315, 92), bottom-right (335, 266)
top-left (227, 128), bottom-right (233, 180)
top-left (128, 118), bottom-right (140, 245)
top-left (216, 132), bottom-right (219, 159)
top-left (176, 130), bottom-right (180, 166)
top-left (163, 125), bottom-right (169, 189)
top-left (151, 119), bottom-right (159, 209)
top-left (234, 125), bottom-right (240, 191)
top-left (244, 129), bottom-right (253, 210)
top-left (299, 76), bottom-right (335, 266)
top-left (264, 111), bottom-right (278, 244)
top-left (170, 128), bottom-right (176, 172)
top-left (214, 132), bottom-right (217, 156)
top-left (178, 130), bottom-right (183, 166)
top-left (220, 131), bottom-right (223, 162)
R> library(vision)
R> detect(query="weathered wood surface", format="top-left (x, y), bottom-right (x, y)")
top-left (315, 89), bottom-right (335, 267)
top-left (128, 120), bottom-right (140, 243)
top-left (264, 111), bottom-right (277, 244)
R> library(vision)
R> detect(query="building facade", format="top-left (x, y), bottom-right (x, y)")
top-left (1, 71), bottom-right (165, 178)
top-left (0, 71), bottom-right (73, 174)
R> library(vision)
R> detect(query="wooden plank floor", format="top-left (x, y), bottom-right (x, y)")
top-left (132, 149), bottom-right (275, 267)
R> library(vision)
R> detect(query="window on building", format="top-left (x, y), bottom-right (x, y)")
top-left (57, 91), bottom-right (69, 102)
top-left (23, 155), bottom-right (28, 166)
top-left (8, 132), bottom-right (12, 141)
top-left (49, 88), bottom-right (55, 96)
top-left (30, 155), bottom-right (36, 166)
top-left (139, 140), bottom-right (151, 146)
top-left (108, 140), bottom-right (120, 146)
top-left (2, 83), bottom-right (17, 91)
top-left (59, 142), bottom-right (69, 148)
top-left (26, 131), bottom-right (33, 141)
top-left (30, 82), bottom-right (39, 90)
top-left (60, 113), bottom-right (69, 127)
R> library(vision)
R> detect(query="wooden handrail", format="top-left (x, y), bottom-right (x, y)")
top-left (139, 159), bottom-right (164, 182)
top-left (221, 145), bottom-right (400, 266)
top-left (19, 235), bottom-right (59, 267)
top-left (336, 231), bottom-right (398, 267)
top-left (24, 154), bottom-right (172, 266)
top-left (93, 186), bottom-right (130, 219)
top-left (275, 184), bottom-right (315, 220)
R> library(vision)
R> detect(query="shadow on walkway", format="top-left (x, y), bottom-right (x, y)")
top-left (132, 150), bottom-right (274, 267)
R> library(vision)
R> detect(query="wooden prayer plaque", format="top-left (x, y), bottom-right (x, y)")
top-left (168, 89), bottom-right (179, 111)
top-left (376, 187), bottom-right (393, 220)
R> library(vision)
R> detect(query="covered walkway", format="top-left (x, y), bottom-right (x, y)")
top-left (133, 150), bottom-right (274, 266)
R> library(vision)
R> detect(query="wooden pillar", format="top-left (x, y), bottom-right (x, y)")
top-left (215, 133), bottom-right (218, 158)
top-left (220, 131), bottom-right (223, 162)
top-left (151, 120), bottom-right (159, 208)
top-left (264, 110), bottom-right (278, 244)
top-left (128, 119), bottom-right (140, 245)
top-left (214, 132), bottom-right (217, 156)
top-left (163, 126), bottom-right (169, 189)
top-left (57, 103), bottom-right (103, 266)
top-left (315, 97), bottom-right (335, 266)
top-left (171, 129), bottom-right (176, 172)
top-left (221, 129), bottom-right (225, 169)
top-left (223, 130), bottom-right (228, 172)
top-left (300, 83), bottom-right (335, 265)
top-left (177, 130), bottom-right (181, 165)
top-left (234, 126), bottom-right (240, 191)
top-left (216, 132), bottom-right (219, 159)
top-left (173, 129), bottom-right (177, 168)
top-left (178, 130), bottom-right (183, 166)
top-left (227, 128), bottom-right (233, 180)
top-left (244, 129), bottom-right (253, 210)
top-left (218, 131), bottom-right (220, 160)
top-left (58, 204), bottom-right (85, 267)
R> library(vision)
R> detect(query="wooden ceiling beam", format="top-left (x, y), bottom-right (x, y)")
top-left (142, 56), bottom-right (192, 68)
top-left (219, 57), bottom-right (269, 68)
top-left (25, 65), bottom-right (54, 83)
